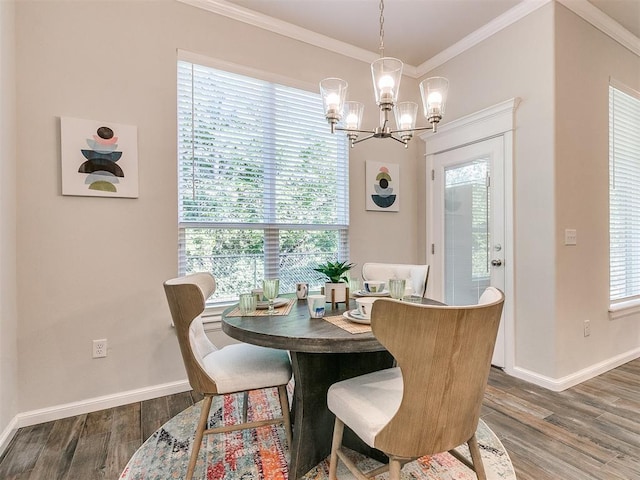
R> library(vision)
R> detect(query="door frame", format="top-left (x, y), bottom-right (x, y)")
top-left (421, 98), bottom-right (519, 374)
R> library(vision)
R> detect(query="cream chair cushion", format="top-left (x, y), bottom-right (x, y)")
top-left (188, 309), bottom-right (291, 393)
top-left (478, 286), bottom-right (502, 305)
top-left (203, 343), bottom-right (292, 394)
top-left (189, 315), bottom-right (217, 362)
top-left (327, 367), bottom-right (402, 447)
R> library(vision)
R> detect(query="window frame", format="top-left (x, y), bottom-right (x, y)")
top-left (176, 52), bottom-right (350, 318)
top-left (608, 79), bottom-right (640, 318)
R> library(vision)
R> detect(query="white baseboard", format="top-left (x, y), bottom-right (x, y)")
top-left (0, 378), bottom-right (191, 457)
top-left (508, 347), bottom-right (640, 391)
top-left (0, 415), bottom-right (19, 458)
top-left (15, 379), bottom-right (192, 428)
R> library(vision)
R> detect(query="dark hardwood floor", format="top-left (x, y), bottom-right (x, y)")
top-left (1, 359), bottom-right (638, 479)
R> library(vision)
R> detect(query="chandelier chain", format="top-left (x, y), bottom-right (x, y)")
top-left (378, 0), bottom-right (385, 56)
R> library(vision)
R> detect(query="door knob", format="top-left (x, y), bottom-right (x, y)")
top-left (491, 259), bottom-right (503, 267)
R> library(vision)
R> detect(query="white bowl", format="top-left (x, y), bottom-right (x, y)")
top-left (363, 280), bottom-right (386, 293)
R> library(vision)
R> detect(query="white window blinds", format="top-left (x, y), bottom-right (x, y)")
top-left (609, 83), bottom-right (640, 302)
top-left (177, 60), bottom-right (349, 303)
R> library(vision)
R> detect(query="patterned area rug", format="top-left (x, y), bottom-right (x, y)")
top-left (120, 388), bottom-right (516, 480)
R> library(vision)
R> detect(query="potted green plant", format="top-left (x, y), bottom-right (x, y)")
top-left (314, 260), bottom-right (355, 303)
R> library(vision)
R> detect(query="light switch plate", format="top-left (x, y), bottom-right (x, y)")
top-left (565, 229), bottom-right (577, 246)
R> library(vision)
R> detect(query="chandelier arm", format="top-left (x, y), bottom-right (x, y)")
top-left (391, 125), bottom-right (437, 135)
top-left (335, 126), bottom-right (377, 134)
top-left (389, 135), bottom-right (408, 146)
top-left (351, 134), bottom-right (377, 145)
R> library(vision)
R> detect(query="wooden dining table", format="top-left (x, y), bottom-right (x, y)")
top-left (222, 294), bottom-right (442, 479)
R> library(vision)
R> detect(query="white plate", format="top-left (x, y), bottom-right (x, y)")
top-left (349, 309), bottom-right (368, 319)
top-left (343, 310), bottom-right (371, 325)
top-left (354, 289), bottom-right (390, 297)
top-left (256, 298), bottom-right (289, 310)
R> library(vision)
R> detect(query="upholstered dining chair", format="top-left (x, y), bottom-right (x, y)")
top-left (163, 272), bottom-right (293, 480)
top-left (327, 287), bottom-right (505, 480)
top-left (361, 262), bottom-right (430, 297)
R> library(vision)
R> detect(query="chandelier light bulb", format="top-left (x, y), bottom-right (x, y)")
top-left (343, 101), bottom-right (364, 131)
top-left (346, 113), bottom-right (360, 127)
top-left (378, 75), bottom-right (395, 101)
top-left (394, 101), bottom-right (418, 133)
top-left (427, 91), bottom-right (443, 108)
top-left (320, 78), bottom-right (348, 132)
top-left (371, 57), bottom-right (403, 107)
top-left (326, 93), bottom-right (341, 113)
top-left (420, 76), bottom-right (449, 125)
top-left (400, 114), bottom-right (413, 129)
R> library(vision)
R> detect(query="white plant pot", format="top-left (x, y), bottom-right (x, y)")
top-left (324, 282), bottom-right (347, 303)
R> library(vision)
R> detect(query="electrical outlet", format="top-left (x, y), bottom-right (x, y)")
top-left (583, 320), bottom-right (590, 337)
top-left (93, 339), bottom-right (107, 358)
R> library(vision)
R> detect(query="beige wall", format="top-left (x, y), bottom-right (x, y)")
top-left (554, 3), bottom-right (640, 377)
top-left (13, 0), bottom-right (418, 413)
top-left (0, 0), bottom-right (18, 438)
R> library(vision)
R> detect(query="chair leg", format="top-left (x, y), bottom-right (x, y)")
top-left (242, 391), bottom-right (249, 423)
top-left (328, 417), bottom-right (345, 480)
top-left (388, 457), bottom-right (402, 480)
top-left (187, 395), bottom-right (213, 480)
top-left (277, 384), bottom-right (293, 448)
top-left (468, 433), bottom-right (487, 480)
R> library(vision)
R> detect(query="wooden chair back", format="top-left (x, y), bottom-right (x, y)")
top-left (163, 273), bottom-right (219, 395)
top-left (370, 289), bottom-right (504, 458)
top-left (361, 263), bottom-right (430, 297)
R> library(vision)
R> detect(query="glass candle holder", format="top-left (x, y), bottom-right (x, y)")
top-left (239, 293), bottom-right (257, 315)
top-left (389, 278), bottom-right (406, 301)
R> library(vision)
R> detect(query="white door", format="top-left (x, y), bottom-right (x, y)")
top-left (430, 137), bottom-right (506, 367)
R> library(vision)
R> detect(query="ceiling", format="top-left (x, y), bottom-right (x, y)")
top-left (224, 0), bottom-right (640, 68)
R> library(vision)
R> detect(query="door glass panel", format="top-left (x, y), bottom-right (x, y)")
top-left (444, 158), bottom-right (490, 305)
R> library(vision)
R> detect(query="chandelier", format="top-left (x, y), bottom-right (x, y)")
top-left (320, 0), bottom-right (449, 148)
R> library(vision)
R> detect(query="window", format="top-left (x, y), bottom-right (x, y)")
top-left (443, 159), bottom-right (490, 305)
top-left (609, 82), bottom-right (640, 305)
top-left (177, 60), bottom-right (349, 305)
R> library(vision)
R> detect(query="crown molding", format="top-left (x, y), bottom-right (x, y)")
top-left (416, 0), bottom-right (551, 76)
top-left (557, 0), bottom-right (640, 57)
top-left (178, 0), bottom-right (639, 79)
top-left (177, 0), bottom-right (379, 65)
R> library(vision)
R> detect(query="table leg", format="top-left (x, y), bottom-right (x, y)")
top-left (287, 350), bottom-right (394, 479)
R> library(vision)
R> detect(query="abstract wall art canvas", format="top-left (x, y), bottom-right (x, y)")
top-left (365, 161), bottom-right (399, 212)
top-left (61, 117), bottom-right (139, 198)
